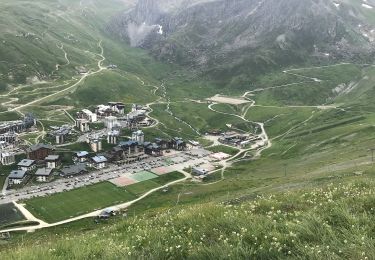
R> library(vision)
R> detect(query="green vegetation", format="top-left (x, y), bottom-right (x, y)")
top-left (125, 181), bottom-right (160, 196)
top-left (207, 145), bottom-right (240, 156)
top-left (0, 203), bottom-right (25, 227)
top-left (2, 176), bottom-right (375, 259)
top-left (24, 182), bottom-right (136, 223)
top-left (153, 171), bottom-right (186, 185)
top-left (125, 172), bottom-right (185, 196)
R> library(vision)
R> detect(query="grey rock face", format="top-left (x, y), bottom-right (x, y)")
top-left (110, 0), bottom-right (374, 76)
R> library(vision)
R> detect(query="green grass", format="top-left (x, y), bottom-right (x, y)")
top-left (0, 203), bottom-right (26, 227)
top-left (124, 171), bottom-right (185, 196)
top-left (2, 176), bottom-right (375, 259)
top-left (207, 145), bottom-right (240, 156)
top-left (154, 171), bottom-right (186, 185)
top-left (24, 182), bottom-right (136, 223)
top-left (125, 180), bottom-right (161, 196)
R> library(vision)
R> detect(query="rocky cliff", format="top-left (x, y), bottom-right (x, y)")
top-left (110, 0), bottom-right (375, 84)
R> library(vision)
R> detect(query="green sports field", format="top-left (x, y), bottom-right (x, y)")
top-left (131, 171), bottom-right (158, 182)
top-left (125, 171), bottom-right (185, 195)
top-left (25, 182), bottom-right (136, 223)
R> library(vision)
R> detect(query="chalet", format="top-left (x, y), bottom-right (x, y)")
top-left (219, 132), bottom-right (249, 146)
top-left (90, 156), bottom-right (108, 169)
top-left (0, 152), bottom-right (15, 165)
top-left (111, 141), bottom-right (145, 163)
top-left (155, 138), bottom-right (170, 150)
top-left (8, 170), bottom-right (27, 185)
top-left (35, 168), bottom-right (53, 182)
top-left (17, 159), bottom-right (36, 172)
top-left (60, 164), bottom-right (88, 177)
top-left (119, 141), bottom-right (144, 154)
top-left (45, 155), bottom-right (60, 169)
top-left (108, 102), bottom-right (125, 115)
top-left (49, 125), bottom-right (71, 144)
top-left (26, 144), bottom-right (54, 161)
top-left (171, 137), bottom-right (187, 151)
top-left (73, 151), bottom-right (89, 163)
top-left (144, 142), bottom-right (162, 156)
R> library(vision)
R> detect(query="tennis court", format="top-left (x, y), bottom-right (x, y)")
top-left (110, 176), bottom-right (138, 187)
top-left (132, 171), bottom-right (158, 182)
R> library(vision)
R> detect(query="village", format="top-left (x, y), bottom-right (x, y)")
top-left (0, 101), bottom-right (267, 204)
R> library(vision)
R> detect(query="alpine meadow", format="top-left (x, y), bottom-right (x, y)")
top-left (0, 0), bottom-right (375, 259)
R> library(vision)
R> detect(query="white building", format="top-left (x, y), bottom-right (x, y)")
top-left (17, 159), bottom-right (36, 172)
top-left (35, 168), bottom-right (53, 182)
top-left (74, 151), bottom-right (89, 163)
top-left (76, 119), bottom-right (90, 132)
top-left (89, 139), bottom-right (102, 152)
top-left (8, 170), bottom-right (27, 185)
top-left (132, 130), bottom-right (144, 143)
top-left (107, 130), bottom-right (120, 145)
top-left (90, 156), bottom-right (108, 169)
top-left (81, 109), bottom-right (97, 122)
top-left (45, 155), bottom-right (60, 169)
top-left (0, 152), bottom-right (15, 165)
top-left (105, 116), bottom-right (119, 130)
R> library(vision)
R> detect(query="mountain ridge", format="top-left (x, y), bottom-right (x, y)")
top-left (110, 0), bottom-right (375, 85)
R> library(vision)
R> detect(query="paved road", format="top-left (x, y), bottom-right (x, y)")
top-left (1, 177), bottom-right (8, 196)
top-left (0, 150), bottom-right (210, 205)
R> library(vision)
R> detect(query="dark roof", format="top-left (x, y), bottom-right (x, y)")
top-left (9, 170), bottom-right (26, 179)
top-left (35, 168), bottom-right (53, 176)
top-left (119, 141), bottom-right (138, 147)
top-left (61, 164), bottom-right (87, 176)
top-left (145, 143), bottom-right (160, 149)
top-left (176, 140), bottom-right (185, 145)
top-left (112, 146), bottom-right (123, 153)
top-left (91, 156), bottom-right (107, 163)
top-left (18, 159), bottom-right (35, 167)
top-left (26, 143), bottom-right (53, 153)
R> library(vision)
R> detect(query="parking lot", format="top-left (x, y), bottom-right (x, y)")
top-left (0, 149), bottom-right (214, 204)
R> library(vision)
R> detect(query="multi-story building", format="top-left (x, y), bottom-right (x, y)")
top-left (8, 170), bottom-right (27, 185)
top-left (0, 152), bottom-right (15, 165)
top-left (132, 130), bottom-right (145, 144)
top-left (26, 144), bottom-right (54, 161)
top-left (76, 119), bottom-right (90, 132)
top-left (107, 130), bottom-right (120, 145)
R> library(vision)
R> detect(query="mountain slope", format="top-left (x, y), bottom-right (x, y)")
top-left (110, 0), bottom-right (375, 86)
top-left (1, 175), bottom-right (374, 259)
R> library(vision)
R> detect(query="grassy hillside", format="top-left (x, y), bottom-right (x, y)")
top-left (0, 0), bottom-right (170, 116)
top-left (1, 175), bottom-right (374, 259)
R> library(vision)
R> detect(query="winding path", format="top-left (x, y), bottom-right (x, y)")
top-left (0, 172), bottom-right (190, 233)
top-left (0, 40), bottom-right (106, 114)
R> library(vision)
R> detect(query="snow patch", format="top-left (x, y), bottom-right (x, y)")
top-left (156, 24), bottom-right (163, 35)
top-left (362, 3), bottom-right (373, 9)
